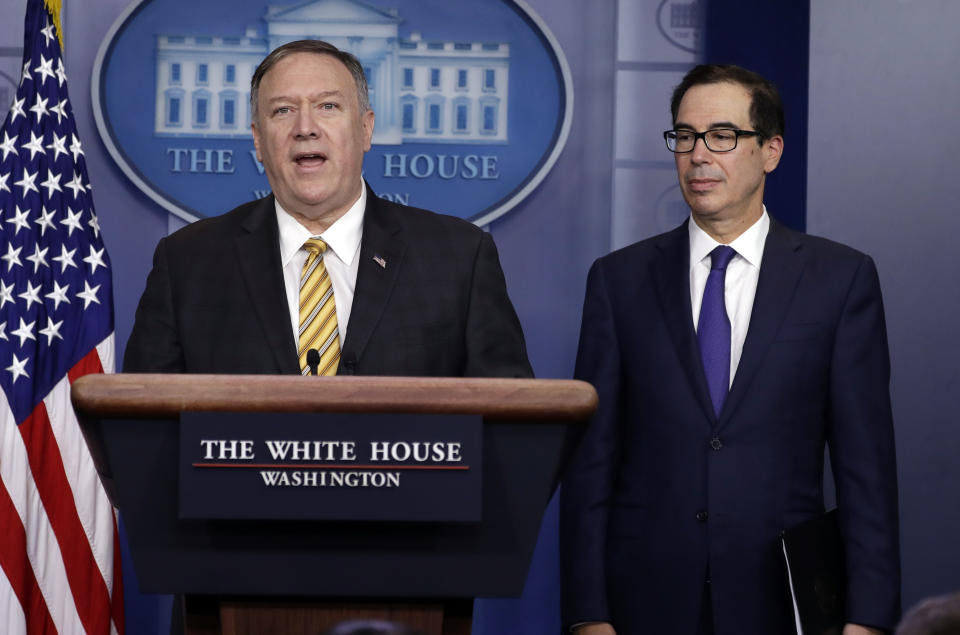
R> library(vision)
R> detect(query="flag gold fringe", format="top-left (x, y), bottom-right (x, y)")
top-left (44, 0), bottom-right (64, 50)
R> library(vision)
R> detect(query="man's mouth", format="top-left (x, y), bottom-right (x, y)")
top-left (294, 152), bottom-right (327, 167)
top-left (687, 178), bottom-right (721, 192)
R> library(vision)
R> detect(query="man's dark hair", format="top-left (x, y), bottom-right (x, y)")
top-left (250, 39), bottom-right (370, 120)
top-left (670, 64), bottom-right (784, 142)
top-left (896, 591), bottom-right (960, 635)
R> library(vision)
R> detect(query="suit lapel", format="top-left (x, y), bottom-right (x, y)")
top-left (651, 222), bottom-right (717, 423)
top-left (719, 220), bottom-right (806, 427)
top-left (234, 196), bottom-right (300, 373)
top-left (340, 186), bottom-right (406, 366)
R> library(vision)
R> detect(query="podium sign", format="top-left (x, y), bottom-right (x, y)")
top-left (179, 412), bottom-right (482, 522)
top-left (72, 374), bottom-right (597, 600)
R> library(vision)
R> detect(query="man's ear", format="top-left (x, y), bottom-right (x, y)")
top-left (251, 121), bottom-right (263, 163)
top-left (361, 109), bottom-right (375, 152)
top-left (763, 135), bottom-right (783, 174)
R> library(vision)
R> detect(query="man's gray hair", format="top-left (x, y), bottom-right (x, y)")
top-left (250, 39), bottom-right (370, 121)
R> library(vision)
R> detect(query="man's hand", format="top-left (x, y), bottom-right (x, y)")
top-left (843, 624), bottom-right (885, 635)
top-left (572, 624), bottom-right (617, 635)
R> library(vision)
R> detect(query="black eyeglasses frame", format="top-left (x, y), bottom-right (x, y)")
top-left (662, 128), bottom-right (763, 153)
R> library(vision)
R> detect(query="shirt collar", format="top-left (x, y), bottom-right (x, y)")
top-left (688, 207), bottom-right (770, 270)
top-left (276, 183), bottom-right (366, 267)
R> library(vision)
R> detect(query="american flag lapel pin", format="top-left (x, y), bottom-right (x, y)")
top-left (373, 254), bottom-right (387, 269)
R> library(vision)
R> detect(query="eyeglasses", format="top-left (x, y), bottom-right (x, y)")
top-left (663, 128), bottom-right (762, 153)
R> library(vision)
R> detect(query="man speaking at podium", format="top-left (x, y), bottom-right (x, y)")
top-left (124, 40), bottom-right (531, 379)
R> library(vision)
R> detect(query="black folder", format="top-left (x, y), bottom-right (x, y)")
top-left (781, 509), bottom-right (846, 635)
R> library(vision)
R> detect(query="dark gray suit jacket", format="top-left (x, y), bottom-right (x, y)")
top-left (123, 186), bottom-right (532, 378)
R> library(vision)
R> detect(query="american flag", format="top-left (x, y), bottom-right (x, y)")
top-left (0, 0), bottom-right (125, 633)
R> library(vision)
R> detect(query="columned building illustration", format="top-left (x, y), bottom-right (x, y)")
top-left (154, 0), bottom-right (510, 145)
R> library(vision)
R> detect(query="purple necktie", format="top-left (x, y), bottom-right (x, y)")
top-left (698, 245), bottom-right (737, 416)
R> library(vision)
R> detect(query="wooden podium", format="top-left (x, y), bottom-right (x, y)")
top-left (72, 374), bottom-right (596, 635)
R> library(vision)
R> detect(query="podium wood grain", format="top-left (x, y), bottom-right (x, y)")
top-left (72, 374), bottom-right (597, 421)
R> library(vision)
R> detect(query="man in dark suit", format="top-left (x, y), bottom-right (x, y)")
top-left (560, 65), bottom-right (899, 635)
top-left (124, 39), bottom-right (531, 379)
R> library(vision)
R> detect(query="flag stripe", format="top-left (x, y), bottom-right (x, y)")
top-left (0, 552), bottom-right (28, 635)
top-left (0, 478), bottom-right (52, 635)
top-left (19, 402), bottom-right (112, 635)
top-left (0, 390), bottom-right (84, 634)
top-left (67, 343), bottom-right (104, 382)
top-left (48, 349), bottom-right (113, 585)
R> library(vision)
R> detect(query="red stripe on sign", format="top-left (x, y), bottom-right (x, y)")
top-left (0, 477), bottom-right (58, 635)
top-left (19, 403), bottom-right (113, 635)
top-left (193, 463), bottom-right (471, 470)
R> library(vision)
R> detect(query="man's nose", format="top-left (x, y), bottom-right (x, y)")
top-left (689, 136), bottom-right (713, 163)
top-left (293, 107), bottom-right (320, 139)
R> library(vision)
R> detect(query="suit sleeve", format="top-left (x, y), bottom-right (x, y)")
top-left (827, 255), bottom-right (901, 629)
top-left (560, 259), bottom-right (622, 627)
top-left (462, 231), bottom-right (533, 378)
top-left (123, 237), bottom-right (186, 373)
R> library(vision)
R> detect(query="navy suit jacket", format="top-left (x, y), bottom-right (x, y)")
top-left (124, 186), bottom-right (532, 379)
top-left (560, 219), bottom-right (899, 635)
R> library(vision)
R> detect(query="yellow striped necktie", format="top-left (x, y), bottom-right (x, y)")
top-left (298, 238), bottom-right (340, 375)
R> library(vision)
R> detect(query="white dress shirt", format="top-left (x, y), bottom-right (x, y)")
top-left (276, 185), bottom-right (365, 348)
top-left (688, 209), bottom-right (770, 386)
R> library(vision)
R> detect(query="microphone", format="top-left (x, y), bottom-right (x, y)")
top-left (306, 349), bottom-right (320, 376)
top-left (340, 352), bottom-right (357, 376)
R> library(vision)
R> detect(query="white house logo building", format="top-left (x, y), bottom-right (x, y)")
top-left (657, 0), bottom-right (704, 54)
top-left (93, 0), bottom-right (571, 225)
top-left (153, 0), bottom-right (510, 146)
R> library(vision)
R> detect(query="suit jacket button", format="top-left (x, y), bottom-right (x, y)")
top-left (709, 437), bottom-right (723, 450)
top-left (696, 511), bottom-right (708, 522)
